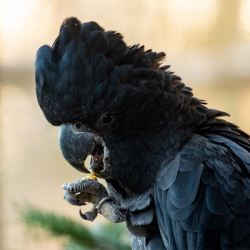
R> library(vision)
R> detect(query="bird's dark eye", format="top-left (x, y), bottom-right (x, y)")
top-left (102, 113), bottom-right (113, 124)
top-left (75, 122), bottom-right (82, 129)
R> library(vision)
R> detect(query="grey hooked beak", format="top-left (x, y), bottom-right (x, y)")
top-left (59, 124), bottom-right (95, 173)
top-left (59, 124), bottom-right (110, 177)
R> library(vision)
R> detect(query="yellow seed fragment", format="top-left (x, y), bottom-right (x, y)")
top-left (87, 172), bottom-right (98, 180)
top-left (82, 172), bottom-right (98, 181)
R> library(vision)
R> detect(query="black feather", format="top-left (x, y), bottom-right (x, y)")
top-left (36, 17), bottom-right (250, 250)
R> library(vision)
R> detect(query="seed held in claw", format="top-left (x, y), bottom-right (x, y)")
top-left (82, 172), bottom-right (98, 181)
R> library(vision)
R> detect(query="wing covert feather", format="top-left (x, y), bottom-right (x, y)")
top-left (154, 133), bottom-right (250, 249)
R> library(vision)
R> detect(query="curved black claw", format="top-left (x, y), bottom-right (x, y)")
top-left (79, 208), bottom-right (87, 220)
top-left (79, 208), bottom-right (97, 221)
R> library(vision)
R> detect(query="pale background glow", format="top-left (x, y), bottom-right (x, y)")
top-left (1, 1), bottom-right (250, 249)
top-left (240, 0), bottom-right (250, 34)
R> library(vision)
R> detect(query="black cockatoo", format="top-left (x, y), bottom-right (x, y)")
top-left (35, 17), bottom-right (250, 250)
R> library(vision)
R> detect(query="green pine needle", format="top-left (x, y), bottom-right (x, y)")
top-left (63, 240), bottom-right (94, 250)
top-left (19, 205), bottom-right (131, 250)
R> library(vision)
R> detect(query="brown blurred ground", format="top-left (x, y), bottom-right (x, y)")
top-left (1, 0), bottom-right (250, 249)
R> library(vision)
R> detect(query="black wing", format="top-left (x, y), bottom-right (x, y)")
top-left (154, 133), bottom-right (250, 250)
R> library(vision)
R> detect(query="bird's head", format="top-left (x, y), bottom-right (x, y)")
top-left (35, 17), bottom-right (207, 195)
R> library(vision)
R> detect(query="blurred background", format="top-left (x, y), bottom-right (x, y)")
top-left (1, 0), bottom-right (250, 249)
